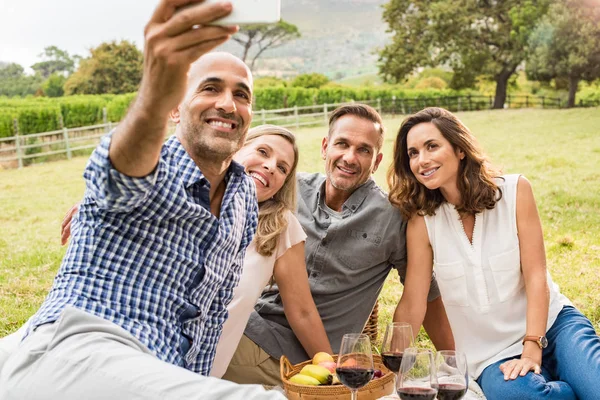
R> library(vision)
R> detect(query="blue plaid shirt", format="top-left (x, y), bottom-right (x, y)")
top-left (28, 133), bottom-right (258, 375)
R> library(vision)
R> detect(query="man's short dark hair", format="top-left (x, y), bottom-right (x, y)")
top-left (328, 104), bottom-right (385, 149)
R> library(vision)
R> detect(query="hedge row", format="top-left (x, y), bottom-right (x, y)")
top-left (0, 95), bottom-right (116, 138)
top-left (5, 85), bottom-right (598, 138)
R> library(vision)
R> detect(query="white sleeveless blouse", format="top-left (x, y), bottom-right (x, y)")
top-left (424, 174), bottom-right (570, 378)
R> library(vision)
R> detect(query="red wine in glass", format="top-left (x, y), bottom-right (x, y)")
top-left (335, 367), bottom-right (374, 389)
top-left (435, 383), bottom-right (467, 400)
top-left (382, 352), bottom-right (403, 373)
top-left (397, 387), bottom-right (438, 400)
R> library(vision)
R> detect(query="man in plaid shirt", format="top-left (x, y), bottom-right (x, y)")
top-left (0, 1), bottom-right (284, 399)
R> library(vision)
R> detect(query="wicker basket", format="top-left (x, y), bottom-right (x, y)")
top-left (361, 300), bottom-right (379, 345)
top-left (280, 354), bottom-right (395, 400)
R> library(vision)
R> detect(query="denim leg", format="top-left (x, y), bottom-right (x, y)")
top-left (477, 358), bottom-right (576, 400)
top-left (544, 306), bottom-right (600, 400)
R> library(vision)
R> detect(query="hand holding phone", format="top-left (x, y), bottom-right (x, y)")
top-left (176, 0), bottom-right (280, 26)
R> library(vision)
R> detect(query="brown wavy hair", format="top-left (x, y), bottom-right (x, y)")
top-left (244, 125), bottom-right (299, 257)
top-left (387, 107), bottom-right (502, 220)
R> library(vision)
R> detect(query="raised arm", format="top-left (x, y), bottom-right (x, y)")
top-left (500, 176), bottom-right (549, 380)
top-left (393, 215), bottom-right (435, 342)
top-left (275, 242), bottom-right (333, 358)
top-left (110, 0), bottom-right (237, 177)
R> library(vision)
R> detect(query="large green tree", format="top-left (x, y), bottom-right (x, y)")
top-left (0, 62), bottom-right (43, 97)
top-left (30, 46), bottom-right (78, 79)
top-left (378, 0), bottom-right (551, 108)
top-left (64, 40), bottom-right (142, 95)
top-left (526, 0), bottom-right (600, 108)
top-left (232, 20), bottom-right (300, 71)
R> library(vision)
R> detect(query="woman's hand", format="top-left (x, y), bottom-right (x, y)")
top-left (60, 203), bottom-right (80, 245)
top-left (499, 356), bottom-right (541, 380)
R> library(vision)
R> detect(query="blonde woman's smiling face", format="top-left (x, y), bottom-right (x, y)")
top-left (234, 135), bottom-right (296, 202)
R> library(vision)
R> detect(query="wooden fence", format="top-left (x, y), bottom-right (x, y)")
top-left (1, 95), bottom-right (598, 169)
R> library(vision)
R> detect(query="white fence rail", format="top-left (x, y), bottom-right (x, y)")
top-left (0, 100), bottom-right (379, 169)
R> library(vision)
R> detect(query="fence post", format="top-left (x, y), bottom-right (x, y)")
top-left (507, 95), bottom-right (511, 108)
top-left (457, 97), bottom-right (462, 112)
top-left (323, 103), bottom-right (328, 126)
top-left (541, 96), bottom-right (545, 109)
top-left (261, 109), bottom-right (266, 125)
top-left (400, 98), bottom-right (406, 115)
top-left (377, 98), bottom-right (382, 115)
top-left (525, 96), bottom-right (529, 108)
top-left (103, 107), bottom-right (109, 133)
top-left (294, 105), bottom-right (299, 129)
top-left (391, 96), bottom-right (396, 116)
top-left (467, 95), bottom-right (472, 111)
top-left (63, 127), bottom-right (72, 160)
top-left (59, 114), bottom-right (72, 160)
top-left (13, 118), bottom-right (23, 169)
top-left (489, 96), bottom-right (493, 109)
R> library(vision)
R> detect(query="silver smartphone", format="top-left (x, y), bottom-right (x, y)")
top-left (176, 0), bottom-right (281, 25)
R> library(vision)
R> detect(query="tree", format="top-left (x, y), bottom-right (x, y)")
top-left (378, 0), bottom-right (551, 108)
top-left (232, 20), bottom-right (300, 71)
top-left (64, 40), bottom-right (143, 95)
top-left (42, 73), bottom-right (67, 97)
top-left (0, 62), bottom-right (43, 97)
top-left (291, 73), bottom-right (330, 89)
top-left (526, 0), bottom-right (600, 107)
top-left (31, 46), bottom-right (78, 79)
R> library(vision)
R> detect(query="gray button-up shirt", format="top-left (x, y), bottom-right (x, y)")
top-left (244, 172), bottom-right (440, 364)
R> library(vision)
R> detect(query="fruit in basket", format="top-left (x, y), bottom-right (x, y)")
top-left (299, 364), bottom-right (333, 385)
top-left (340, 358), bottom-right (358, 368)
top-left (318, 360), bottom-right (337, 373)
top-left (312, 351), bottom-right (334, 365)
top-left (372, 369), bottom-right (383, 379)
top-left (289, 374), bottom-right (321, 386)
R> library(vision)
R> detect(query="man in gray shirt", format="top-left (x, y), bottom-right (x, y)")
top-left (223, 104), bottom-right (454, 386)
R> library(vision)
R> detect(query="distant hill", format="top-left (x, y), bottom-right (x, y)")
top-left (220, 0), bottom-right (389, 79)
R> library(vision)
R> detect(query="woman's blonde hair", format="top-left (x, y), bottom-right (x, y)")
top-left (387, 107), bottom-right (502, 220)
top-left (244, 125), bottom-right (299, 257)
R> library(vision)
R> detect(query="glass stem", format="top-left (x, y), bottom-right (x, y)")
top-left (351, 389), bottom-right (358, 400)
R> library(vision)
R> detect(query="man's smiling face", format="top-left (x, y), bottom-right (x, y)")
top-left (321, 114), bottom-right (383, 195)
top-left (174, 53), bottom-right (253, 161)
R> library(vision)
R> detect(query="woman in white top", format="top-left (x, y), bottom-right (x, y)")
top-left (387, 107), bottom-right (599, 400)
top-left (211, 124), bottom-right (332, 377)
top-left (0, 125), bottom-right (332, 380)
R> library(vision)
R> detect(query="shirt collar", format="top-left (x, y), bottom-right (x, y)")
top-left (165, 135), bottom-right (245, 189)
top-left (316, 177), bottom-right (376, 214)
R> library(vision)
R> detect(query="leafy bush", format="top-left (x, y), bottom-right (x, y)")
top-left (107, 93), bottom-right (137, 122)
top-left (291, 73), bottom-right (330, 89)
top-left (57, 96), bottom-right (108, 127)
top-left (414, 77), bottom-right (448, 90)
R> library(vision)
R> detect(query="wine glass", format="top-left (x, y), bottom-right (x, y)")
top-left (336, 333), bottom-right (375, 400)
top-left (397, 348), bottom-right (438, 400)
top-left (434, 350), bottom-right (468, 400)
top-left (381, 322), bottom-right (414, 376)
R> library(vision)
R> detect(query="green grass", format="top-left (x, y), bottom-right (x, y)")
top-left (1, 109), bottom-right (599, 348)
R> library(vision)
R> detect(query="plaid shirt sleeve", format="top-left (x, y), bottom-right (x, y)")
top-left (83, 132), bottom-right (171, 212)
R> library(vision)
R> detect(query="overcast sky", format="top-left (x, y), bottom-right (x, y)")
top-left (0, 0), bottom-right (157, 70)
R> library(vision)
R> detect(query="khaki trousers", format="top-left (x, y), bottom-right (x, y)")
top-left (0, 307), bottom-right (284, 400)
top-left (222, 334), bottom-right (281, 387)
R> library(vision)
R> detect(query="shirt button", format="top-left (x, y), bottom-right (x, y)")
top-left (351, 205), bottom-right (357, 211)
top-left (324, 214), bottom-right (329, 219)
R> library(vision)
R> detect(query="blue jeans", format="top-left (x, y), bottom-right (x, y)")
top-left (477, 306), bottom-right (600, 400)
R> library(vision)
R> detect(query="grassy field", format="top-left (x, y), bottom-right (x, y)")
top-left (1, 108), bottom-right (599, 345)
